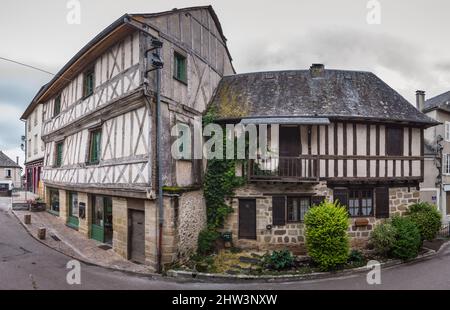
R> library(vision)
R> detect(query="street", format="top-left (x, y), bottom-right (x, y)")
top-left (1, 197), bottom-right (450, 290)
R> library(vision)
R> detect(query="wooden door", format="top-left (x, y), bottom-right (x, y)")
top-left (279, 126), bottom-right (300, 177)
top-left (129, 210), bottom-right (145, 264)
top-left (238, 199), bottom-right (257, 240)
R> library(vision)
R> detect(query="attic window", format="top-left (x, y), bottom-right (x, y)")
top-left (83, 67), bottom-right (95, 98)
top-left (53, 94), bottom-right (61, 117)
top-left (174, 52), bottom-right (187, 84)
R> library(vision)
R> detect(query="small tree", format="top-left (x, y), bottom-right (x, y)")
top-left (391, 216), bottom-right (421, 260)
top-left (370, 221), bottom-right (396, 257)
top-left (304, 200), bottom-right (350, 271)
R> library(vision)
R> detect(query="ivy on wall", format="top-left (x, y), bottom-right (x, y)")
top-left (197, 108), bottom-right (246, 255)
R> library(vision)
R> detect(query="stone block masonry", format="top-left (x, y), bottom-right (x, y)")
top-left (222, 183), bottom-right (421, 253)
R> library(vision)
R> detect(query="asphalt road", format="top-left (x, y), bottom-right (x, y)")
top-left (1, 197), bottom-right (450, 290)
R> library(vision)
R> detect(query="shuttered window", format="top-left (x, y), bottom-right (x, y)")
top-left (386, 127), bottom-right (404, 156)
top-left (272, 196), bottom-right (286, 226)
top-left (53, 94), bottom-right (61, 117)
top-left (174, 52), bottom-right (187, 83)
top-left (55, 142), bottom-right (63, 167)
top-left (375, 187), bottom-right (390, 218)
top-left (88, 129), bottom-right (102, 164)
top-left (83, 68), bottom-right (95, 98)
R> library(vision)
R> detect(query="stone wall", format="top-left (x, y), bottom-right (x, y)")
top-left (59, 189), bottom-right (68, 222)
top-left (177, 190), bottom-right (206, 260)
top-left (222, 184), bottom-right (420, 253)
top-left (112, 197), bottom-right (128, 259)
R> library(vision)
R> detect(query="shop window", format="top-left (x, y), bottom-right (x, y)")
top-left (49, 189), bottom-right (60, 214)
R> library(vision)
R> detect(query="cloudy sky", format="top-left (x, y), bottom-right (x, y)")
top-left (1, 0), bottom-right (450, 169)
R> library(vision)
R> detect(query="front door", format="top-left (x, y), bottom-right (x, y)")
top-left (279, 126), bottom-right (301, 177)
top-left (67, 192), bottom-right (79, 229)
top-left (91, 196), bottom-right (113, 244)
top-left (239, 199), bottom-right (257, 240)
top-left (129, 210), bottom-right (145, 264)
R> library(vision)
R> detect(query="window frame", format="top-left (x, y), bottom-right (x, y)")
top-left (54, 141), bottom-right (64, 168)
top-left (53, 94), bottom-right (62, 118)
top-left (342, 188), bottom-right (374, 218)
top-left (386, 126), bottom-right (404, 156)
top-left (286, 196), bottom-right (311, 223)
top-left (87, 128), bottom-right (102, 165)
top-left (173, 52), bottom-right (187, 84)
top-left (445, 122), bottom-right (450, 142)
top-left (444, 154), bottom-right (450, 175)
top-left (83, 67), bottom-right (95, 99)
top-left (5, 169), bottom-right (11, 178)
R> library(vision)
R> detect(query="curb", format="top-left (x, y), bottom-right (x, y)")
top-left (11, 210), bottom-right (162, 280)
top-left (167, 246), bottom-right (444, 283)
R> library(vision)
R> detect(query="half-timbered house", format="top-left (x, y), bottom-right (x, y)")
top-left (209, 64), bottom-right (438, 252)
top-left (22, 6), bottom-right (234, 270)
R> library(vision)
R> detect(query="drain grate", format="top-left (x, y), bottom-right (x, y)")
top-left (98, 244), bottom-right (112, 250)
top-left (50, 235), bottom-right (61, 241)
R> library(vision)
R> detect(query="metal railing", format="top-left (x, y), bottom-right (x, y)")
top-left (437, 224), bottom-right (450, 239)
top-left (249, 156), bottom-right (319, 181)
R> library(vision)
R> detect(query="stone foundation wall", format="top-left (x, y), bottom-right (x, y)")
top-left (222, 184), bottom-right (420, 253)
top-left (112, 197), bottom-right (128, 259)
top-left (177, 190), bottom-right (206, 261)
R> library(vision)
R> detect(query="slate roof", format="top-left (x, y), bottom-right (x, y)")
top-left (423, 90), bottom-right (450, 113)
top-left (0, 151), bottom-right (20, 168)
top-left (209, 68), bottom-right (438, 127)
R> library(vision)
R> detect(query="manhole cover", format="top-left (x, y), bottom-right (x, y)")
top-left (98, 245), bottom-right (112, 250)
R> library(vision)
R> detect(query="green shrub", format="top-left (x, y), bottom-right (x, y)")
top-left (347, 250), bottom-right (366, 267)
top-left (197, 228), bottom-right (220, 255)
top-left (391, 216), bottom-right (421, 260)
top-left (407, 202), bottom-right (441, 241)
top-left (261, 249), bottom-right (294, 270)
top-left (370, 221), bottom-right (396, 256)
top-left (304, 200), bottom-right (350, 271)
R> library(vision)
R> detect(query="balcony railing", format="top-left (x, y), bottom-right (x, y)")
top-left (249, 156), bottom-right (319, 182)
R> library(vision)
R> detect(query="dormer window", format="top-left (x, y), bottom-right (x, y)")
top-left (83, 67), bottom-right (95, 98)
top-left (54, 94), bottom-right (61, 117)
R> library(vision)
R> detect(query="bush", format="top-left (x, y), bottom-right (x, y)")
top-left (304, 200), bottom-right (350, 271)
top-left (391, 216), bottom-right (421, 260)
top-left (197, 228), bottom-right (220, 255)
top-left (370, 221), bottom-right (396, 256)
top-left (261, 249), bottom-right (294, 270)
top-left (407, 202), bottom-right (441, 241)
top-left (347, 250), bottom-right (366, 267)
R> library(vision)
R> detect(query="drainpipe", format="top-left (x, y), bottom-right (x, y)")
top-left (155, 49), bottom-right (164, 273)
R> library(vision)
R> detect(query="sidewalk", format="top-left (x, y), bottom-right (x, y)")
top-left (13, 209), bottom-right (156, 275)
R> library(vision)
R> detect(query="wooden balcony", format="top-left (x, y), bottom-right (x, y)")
top-left (249, 156), bottom-right (320, 182)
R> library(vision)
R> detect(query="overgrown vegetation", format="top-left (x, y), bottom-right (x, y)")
top-left (407, 202), bottom-right (441, 241)
top-left (391, 216), bottom-right (422, 260)
top-left (370, 221), bottom-right (397, 257)
top-left (261, 250), bottom-right (295, 271)
top-left (197, 108), bottom-right (246, 255)
top-left (304, 200), bottom-right (350, 271)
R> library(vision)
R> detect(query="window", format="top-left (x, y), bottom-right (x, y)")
top-left (272, 196), bottom-right (325, 225)
top-left (174, 52), bottom-right (187, 83)
top-left (88, 129), bottom-right (102, 164)
top-left (49, 189), bottom-right (60, 214)
top-left (446, 122), bottom-right (450, 142)
top-left (83, 68), bottom-right (95, 98)
top-left (53, 94), bottom-right (61, 117)
top-left (334, 188), bottom-right (374, 217)
top-left (5, 169), bottom-right (11, 178)
top-left (55, 141), bottom-right (63, 167)
top-left (34, 134), bottom-right (38, 155)
top-left (287, 197), bottom-right (311, 222)
top-left (28, 139), bottom-right (31, 157)
top-left (444, 154), bottom-right (450, 175)
top-left (386, 127), bottom-right (404, 156)
top-left (68, 192), bottom-right (79, 228)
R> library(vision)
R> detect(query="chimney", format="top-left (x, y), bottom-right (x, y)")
top-left (416, 90), bottom-right (425, 112)
top-left (310, 64), bottom-right (325, 78)
top-left (16, 156), bottom-right (19, 165)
